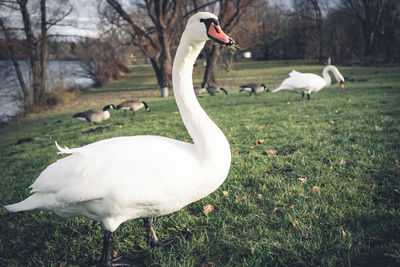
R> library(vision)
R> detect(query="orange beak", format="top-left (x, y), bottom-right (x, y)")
top-left (340, 81), bottom-right (344, 88)
top-left (207, 22), bottom-right (233, 46)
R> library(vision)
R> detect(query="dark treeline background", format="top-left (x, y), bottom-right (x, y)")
top-left (0, 0), bottom-right (399, 111)
top-left (2, 0), bottom-right (398, 64)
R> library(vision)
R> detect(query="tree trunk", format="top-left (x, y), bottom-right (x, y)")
top-left (40, 0), bottom-right (48, 103)
top-left (0, 17), bottom-right (33, 110)
top-left (203, 45), bottom-right (220, 84)
top-left (19, 0), bottom-right (41, 105)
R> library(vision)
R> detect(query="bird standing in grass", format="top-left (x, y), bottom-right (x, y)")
top-left (193, 82), bottom-right (207, 95)
top-left (116, 99), bottom-right (150, 116)
top-left (239, 83), bottom-right (268, 95)
top-left (5, 12), bottom-right (234, 266)
top-left (203, 82), bottom-right (228, 96)
top-left (272, 65), bottom-right (345, 100)
top-left (73, 104), bottom-right (115, 124)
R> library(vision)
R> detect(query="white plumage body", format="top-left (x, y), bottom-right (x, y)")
top-left (272, 65), bottom-right (344, 98)
top-left (5, 12), bottom-right (232, 235)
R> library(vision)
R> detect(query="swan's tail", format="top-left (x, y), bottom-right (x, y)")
top-left (55, 141), bottom-right (78, 155)
top-left (4, 194), bottom-right (54, 212)
top-left (271, 87), bottom-right (284, 93)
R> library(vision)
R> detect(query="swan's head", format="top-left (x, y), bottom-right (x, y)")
top-left (185, 12), bottom-right (234, 46)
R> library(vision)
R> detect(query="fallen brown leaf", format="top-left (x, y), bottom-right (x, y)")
top-left (263, 149), bottom-right (278, 156)
top-left (272, 207), bottom-right (279, 213)
top-left (312, 185), bottom-right (321, 192)
top-left (342, 229), bottom-right (347, 238)
top-left (201, 262), bottom-right (215, 267)
top-left (59, 261), bottom-right (68, 267)
top-left (256, 139), bottom-right (265, 145)
top-left (203, 204), bottom-right (214, 215)
top-left (292, 220), bottom-right (299, 228)
top-left (250, 145), bottom-right (255, 149)
top-left (222, 191), bottom-right (229, 196)
top-left (298, 177), bottom-right (307, 183)
top-left (375, 125), bottom-right (383, 131)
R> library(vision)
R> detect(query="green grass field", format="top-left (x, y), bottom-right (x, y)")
top-left (0, 60), bottom-right (399, 266)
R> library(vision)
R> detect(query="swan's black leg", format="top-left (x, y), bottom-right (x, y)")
top-left (307, 93), bottom-right (310, 101)
top-left (143, 218), bottom-right (180, 248)
top-left (302, 92), bottom-right (305, 100)
top-left (101, 230), bottom-right (113, 266)
top-left (100, 230), bottom-right (141, 267)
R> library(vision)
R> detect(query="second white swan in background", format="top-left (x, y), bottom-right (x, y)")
top-left (272, 65), bottom-right (345, 100)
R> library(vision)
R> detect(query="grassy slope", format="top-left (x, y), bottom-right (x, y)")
top-left (0, 60), bottom-right (399, 266)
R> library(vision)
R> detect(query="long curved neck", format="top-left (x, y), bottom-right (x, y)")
top-left (172, 32), bottom-right (230, 159)
top-left (322, 66), bottom-right (333, 86)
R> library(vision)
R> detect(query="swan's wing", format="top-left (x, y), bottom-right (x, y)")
top-left (30, 137), bottom-right (198, 205)
top-left (272, 71), bottom-right (326, 93)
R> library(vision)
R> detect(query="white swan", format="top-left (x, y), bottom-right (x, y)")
top-left (5, 12), bottom-right (233, 266)
top-left (271, 65), bottom-right (345, 100)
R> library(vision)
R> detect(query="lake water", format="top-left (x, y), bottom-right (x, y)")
top-left (0, 60), bottom-right (95, 122)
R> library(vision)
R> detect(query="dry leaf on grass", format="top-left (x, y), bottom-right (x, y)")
top-left (250, 145), bottom-right (255, 149)
top-left (312, 185), bottom-right (321, 192)
top-left (201, 262), bottom-right (215, 267)
top-left (292, 220), bottom-right (299, 228)
top-left (298, 177), bottom-right (307, 183)
top-left (375, 125), bottom-right (383, 131)
top-left (59, 262), bottom-right (68, 267)
top-left (256, 139), bottom-right (265, 145)
top-left (342, 229), bottom-right (347, 238)
top-left (263, 149), bottom-right (278, 156)
top-left (227, 133), bottom-right (232, 137)
top-left (203, 204), bottom-right (214, 215)
top-left (222, 191), bottom-right (229, 196)
top-left (272, 207), bottom-right (279, 213)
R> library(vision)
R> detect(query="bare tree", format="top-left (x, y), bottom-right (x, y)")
top-left (308, 0), bottom-right (323, 61)
top-left (105, 0), bottom-right (182, 96)
top-left (0, 0), bottom-right (73, 109)
top-left (343, 0), bottom-right (391, 57)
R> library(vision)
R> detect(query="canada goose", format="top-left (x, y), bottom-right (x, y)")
top-left (272, 65), bottom-right (345, 100)
top-left (193, 82), bottom-right (207, 95)
top-left (5, 12), bottom-right (234, 266)
top-left (73, 104), bottom-right (115, 124)
top-left (203, 82), bottom-right (228, 96)
top-left (116, 99), bottom-right (150, 116)
top-left (239, 83), bottom-right (268, 95)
